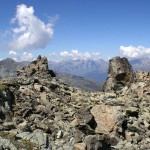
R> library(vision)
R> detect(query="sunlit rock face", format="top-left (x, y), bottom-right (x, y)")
top-left (102, 56), bottom-right (135, 92)
top-left (17, 55), bottom-right (56, 78)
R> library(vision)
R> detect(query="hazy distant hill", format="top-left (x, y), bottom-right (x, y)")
top-left (130, 57), bottom-right (150, 71)
top-left (0, 58), bottom-right (29, 78)
top-left (84, 71), bottom-right (107, 83)
top-left (49, 59), bottom-right (108, 76)
top-left (48, 59), bottom-right (108, 82)
top-left (57, 72), bottom-right (101, 91)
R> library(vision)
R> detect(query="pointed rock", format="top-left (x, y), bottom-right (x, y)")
top-left (102, 56), bottom-right (135, 92)
top-left (17, 56), bottom-right (56, 78)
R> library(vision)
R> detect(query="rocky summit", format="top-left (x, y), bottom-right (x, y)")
top-left (0, 56), bottom-right (150, 150)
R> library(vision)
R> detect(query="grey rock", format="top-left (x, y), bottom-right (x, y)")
top-left (102, 57), bottom-right (135, 92)
top-left (0, 56), bottom-right (149, 149)
top-left (17, 55), bottom-right (56, 78)
top-left (56, 130), bottom-right (63, 139)
top-left (0, 136), bottom-right (17, 150)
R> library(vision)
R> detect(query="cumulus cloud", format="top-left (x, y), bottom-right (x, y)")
top-left (120, 46), bottom-right (150, 58)
top-left (9, 50), bottom-right (19, 61)
top-left (60, 50), bottom-right (101, 60)
top-left (60, 51), bottom-right (70, 57)
top-left (22, 52), bottom-right (34, 61)
top-left (9, 4), bottom-right (53, 51)
top-left (49, 50), bottom-right (101, 61)
top-left (9, 50), bottom-right (34, 61)
top-left (9, 50), bottom-right (17, 56)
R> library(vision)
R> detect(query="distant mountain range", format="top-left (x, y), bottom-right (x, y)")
top-left (57, 72), bottom-right (101, 91)
top-left (129, 57), bottom-right (150, 71)
top-left (0, 58), bottom-right (29, 78)
top-left (0, 57), bottom-right (150, 91)
top-left (49, 59), bottom-right (108, 82)
top-left (49, 57), bottom-right (150, 82)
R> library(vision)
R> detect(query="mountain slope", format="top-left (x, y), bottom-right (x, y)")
top-left (49, 59), bottom-right (108, 83)
top-left (0, 58), bottom-right (29, 78)
top-left (49, 59), bottom-right (108, 76)
top-left (0, 58), bottom-right (101, 91)
top-left (130, 57), bottom-right (150, 71)
top-left (57, 72), bottom-right (101, 91)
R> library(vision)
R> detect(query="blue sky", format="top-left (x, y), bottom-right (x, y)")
top-left (1, 0), bottom-right (150, 61)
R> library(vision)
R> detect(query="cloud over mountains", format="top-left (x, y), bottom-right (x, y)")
top-left (49, 50), bottom-right (101, 61)
top-left (9, 50), bottom-right (34, 61)
top-left (120, 45), bottom-right (150, 58)
top-left (9, 4), bottom-right (53, 51)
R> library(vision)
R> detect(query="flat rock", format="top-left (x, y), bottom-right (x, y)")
top-left (73, 143), bottom-right (86, 150)
top-left (91, 105), bottom-right (119, 133)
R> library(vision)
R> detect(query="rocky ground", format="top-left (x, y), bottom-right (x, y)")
top-left (0, 56), bottom-right (149, 150)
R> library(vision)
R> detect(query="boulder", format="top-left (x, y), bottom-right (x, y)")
top-left (0, 136), bottom-right (17, 150)
top-left (84, 135), bottom-right (103, 150)
top-left (90, 105), bottom-right (123, 134)
top-left (102, 57), bottom-right (135, 92)
top-left (73, 143), bottom-right (86, 150)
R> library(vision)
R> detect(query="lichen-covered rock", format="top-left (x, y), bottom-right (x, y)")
top-left (0, 136), bottom-right (17, 150)
top-left (102, 57), bottom-right (135, 92)
top-left (17, 55), bottom-right (56, 78)
top-left (91, 105), bottom-right (124, 134)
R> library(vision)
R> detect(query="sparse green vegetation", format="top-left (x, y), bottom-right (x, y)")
top-left (0, 84), bottom-right (9, 91)
top-left (0, 131), bottom-right (39, 150)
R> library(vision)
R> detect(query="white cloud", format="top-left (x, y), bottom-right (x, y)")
top-left (9, 50), bottom-right (17, 56)
top-left (120, 45), bottom-right (150, 58)
top-left (9, 50), bottom-right (19, 61)
top-left (60, 50), bottom-right (92, 60)
top-left (9, 50), bottom-right (34, 61)
top-left (60, 51), bottom-right (70, 57)
top-left (9, 4), bottom-right (53, 51)
top-left (49, 50), bottom-right (101, 61)
top-left (22, 52), bottom-right (34, 61)
top-left (49, 52), bottom-right (56, 56)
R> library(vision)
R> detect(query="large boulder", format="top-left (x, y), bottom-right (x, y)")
top-left (90, 105), bottom-right (124, 134)
top-left (102, 57), bottom-right (135, 92)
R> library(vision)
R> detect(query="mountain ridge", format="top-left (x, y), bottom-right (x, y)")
top-left (0, 57), bottom-right (150, 86)
top-left (0, 58), bottom-right (101, 91)
top-left (49, 57), bottom-right (150, 82)
top-left (0, 56), bottom-right (149, 149)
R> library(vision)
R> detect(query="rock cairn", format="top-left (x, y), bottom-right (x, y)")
top-left (0, 56), bottom-right (149, 149)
